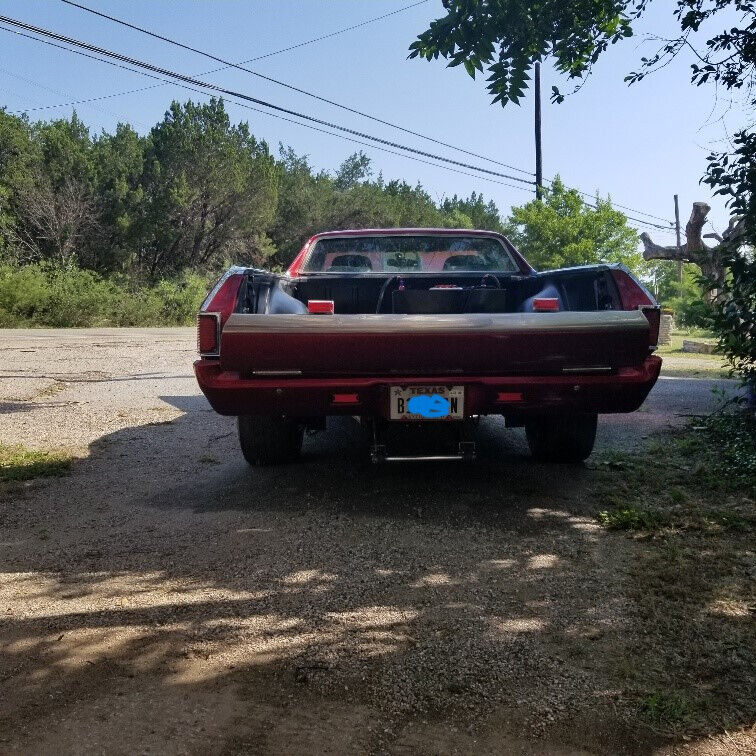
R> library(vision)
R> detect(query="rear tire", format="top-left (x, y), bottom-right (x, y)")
top-left (238, 415), bottom-right (304, 465)
top-left (525, 413), bottom-right (597, 463)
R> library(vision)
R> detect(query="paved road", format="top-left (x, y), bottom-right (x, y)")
top-left (0, 329), bottom-right (743, 756)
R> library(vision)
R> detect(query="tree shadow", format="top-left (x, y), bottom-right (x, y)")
top-left (0, 394), bottom-right (748, 754)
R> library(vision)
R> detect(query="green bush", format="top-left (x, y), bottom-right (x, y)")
top-left (666, 295), bottom-right (715, 330)
top-left (710, 248), bottom-right (756, 386)
top-left (0, 263), bottom-right (209, 327)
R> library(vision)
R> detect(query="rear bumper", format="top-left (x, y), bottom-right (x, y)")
top-left (194, 356), bottom-right (662, 418)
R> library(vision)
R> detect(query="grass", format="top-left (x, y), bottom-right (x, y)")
top-left (658, 329), bottom-right (731, 379)
top-left (641, 691), bottom-right (694, 726)
top-left (591, 407), bottom-right (755, 736)
top-left (596, 506), bottom-right (667, 530)
top-left (0, 443), bottom-right (73, 482)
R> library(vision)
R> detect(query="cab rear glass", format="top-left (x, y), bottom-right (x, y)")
top-left (301, 235), bottom-right (519, 273)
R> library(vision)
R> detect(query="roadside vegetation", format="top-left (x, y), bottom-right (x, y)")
top-left (0, 443), bottom-right (73, 482)
top-left (0, 101), bottom-right (707, 329)
top-left (0, 263), bottom-right (209, 327)
top-left (591, 405), bottom-right (755, 735)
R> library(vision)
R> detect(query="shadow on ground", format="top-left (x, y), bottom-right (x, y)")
top-left (0, 396), bottom-right (749, 755)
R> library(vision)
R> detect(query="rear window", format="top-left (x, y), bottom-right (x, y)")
top-left (301, 235), bottom-right (519, 273)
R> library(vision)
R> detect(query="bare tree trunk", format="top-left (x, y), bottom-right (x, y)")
top-left (640, 202), bottom-right (742, 301)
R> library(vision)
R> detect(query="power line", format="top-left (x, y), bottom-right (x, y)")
top-left (0, 16), bottom-right (676, 232)
top-left (0, 65), bottom-right (142, 126)
top-left (223, 0), bottom-right (431, 64)
top-left (0, 23), bottom-right (534, 197)
top-left (0, 14), bottom-right (537, 188)
top-left (61, 0), bottom-right (677, 227)
top-left (60, 0), bottom-right (534, 179)
top-left (2, 1), bottom-right (432, 118)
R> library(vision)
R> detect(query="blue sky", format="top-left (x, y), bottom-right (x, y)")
top-left (0, 0), bottom-right (748, 241)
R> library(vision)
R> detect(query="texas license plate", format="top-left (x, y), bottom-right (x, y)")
top-left (389, 385), bottom-right (464, 421)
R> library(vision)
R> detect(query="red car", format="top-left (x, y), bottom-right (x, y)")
top-left (194, 229), bottom-right (661, 464)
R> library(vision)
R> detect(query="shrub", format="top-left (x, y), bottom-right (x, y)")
top-left (666, 295), bottom-right (715, 330)
top-left (710, 247), bottom-right (756, 386)
top-left (0, 262), bottom-right (209, 327)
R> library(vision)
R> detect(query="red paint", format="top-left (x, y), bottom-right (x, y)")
top-left (610, 269), bottom-right (661, 346)
top-left (611, 269), bottom-right (655, 309)
top-left (307, 300), bottom-right (335, 314)
top-left (220, 322), bottom-right (649, 377)
top-left (201, 273), bottom-right (244, 328)
top-left (332, 392), bottom-right (360, 404)
top-left (195, 357), bottom-right (662, 418)
top-left (533, 297), bottom-right (560, 312)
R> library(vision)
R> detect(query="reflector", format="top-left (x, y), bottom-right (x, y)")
top-left (308, 300), bottom-right (335, 314)
top-left (496, 392), bottom-right (523, 402)
top-left (332, 393), bottom-right (359, 404)
top-left (533, 297), bottom-right (560, 312)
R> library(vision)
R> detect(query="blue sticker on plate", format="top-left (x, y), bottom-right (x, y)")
top-left (407, 393), bottom-right (450, 418)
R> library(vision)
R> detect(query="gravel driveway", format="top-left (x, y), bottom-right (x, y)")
top-left (0, 329), bottom-right (742, 755)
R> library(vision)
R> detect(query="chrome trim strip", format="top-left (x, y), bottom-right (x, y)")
top-left (382, 455), bottom-right (467, 462)
top-left (251, 370), bottom-right (303, 376)
top-left (562, 366), bottom-right (612, 374)
top-left (224, 309), bottom-right (649, 335)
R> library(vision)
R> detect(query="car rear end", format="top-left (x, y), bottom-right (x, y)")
top-left (194, 231), bottom-right (661, 463)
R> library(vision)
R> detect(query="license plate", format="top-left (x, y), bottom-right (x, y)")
top-left (389, 385), bottom-right (464, 421)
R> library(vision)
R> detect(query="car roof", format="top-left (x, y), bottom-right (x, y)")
top-left (309, 228), bottom-right (507, 239)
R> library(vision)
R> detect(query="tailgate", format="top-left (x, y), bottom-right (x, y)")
top-left (220, 311), bottom-right (650, 376)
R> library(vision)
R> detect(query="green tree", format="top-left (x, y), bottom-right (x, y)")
top-left (0, 110), bottom-right (37, 255)
top-left (503, 178), bottom-right (641, 271)
top-left (410, 2), bottom-right (753, 108)
top-left (88, 123), bottom-right (148, 272)
top-left (13, 114), bottom-right (98, 265)
top-left (440, 191), bottom-right (504, 231)
top-left (139, 98), bottom-right (278, 277)
top-left (268, 146), bottom-right (332, 267)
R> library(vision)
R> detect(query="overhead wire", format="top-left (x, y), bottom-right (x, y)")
top-left (60, 0), bottom-right (677, 227)
top-left (0, 13), bottom-right (676, 232)
top-left (13, 1), bottom-right (433, 122)
top-left (60, 0), bottom-right (534, 179)
top-left (0, 23), bottom-right (533, 197)
top-left (0, 14), bottom-right (538, 187)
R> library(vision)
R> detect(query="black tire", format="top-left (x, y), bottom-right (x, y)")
top-left (525, 413), bottom-right (598, 463)
top-left (237, 415), bottom-right (304, 465)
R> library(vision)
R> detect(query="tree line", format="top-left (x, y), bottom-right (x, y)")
top-left (0, 97), bottom-right (651, 282)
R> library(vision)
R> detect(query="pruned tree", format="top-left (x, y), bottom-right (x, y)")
top-left (12, 175), bottom-right (98, 266)
top-left (639, 202), bottom-right (745, 299)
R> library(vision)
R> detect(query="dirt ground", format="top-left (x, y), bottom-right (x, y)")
top-left (0, 328), bottom-right (750, 756)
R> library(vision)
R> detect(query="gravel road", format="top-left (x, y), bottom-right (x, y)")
top-left (0, 329), bottom-right (743, 756)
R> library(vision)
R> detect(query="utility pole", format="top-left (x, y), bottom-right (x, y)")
top-left (674, 194), bottom-right (683, 296)
top-left (535, 61), bottom-right (543, 201)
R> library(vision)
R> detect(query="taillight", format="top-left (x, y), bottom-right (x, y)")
top-left (197, 272), bottom-right (244, 357)
top-left (641, 306), bottom-right (661, 349)
top-left (610, 269), bottom-right (661, 349)
top-left (533, 297), bottom-right (560, 312)
top-left (197, 313), bottom-right (220, 355)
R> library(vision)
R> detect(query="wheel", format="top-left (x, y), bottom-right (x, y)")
top-left (525, 413), bottom-right (597, 463)
top-left (237, 415), bottom-right (303, 465)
